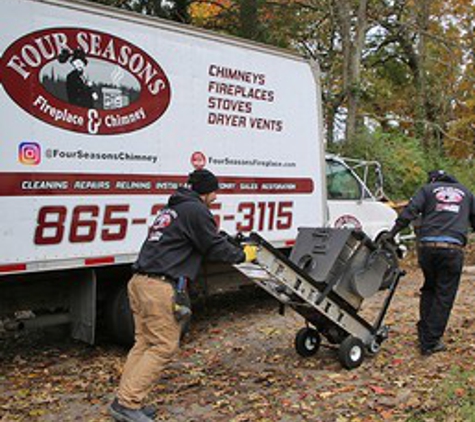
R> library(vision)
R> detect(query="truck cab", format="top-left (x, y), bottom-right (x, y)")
top-left (326, 155), bottom-right (396, 240)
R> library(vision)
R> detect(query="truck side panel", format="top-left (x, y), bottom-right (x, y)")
top-left (0, 0), bottom-right (326, 274)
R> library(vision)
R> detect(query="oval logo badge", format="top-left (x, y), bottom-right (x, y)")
top-left (334, 214), bottom-right (362, 230)
top-left (0, 28), bottom-right (171, 135)
top-left (435, 188), bottom-right (464, 204)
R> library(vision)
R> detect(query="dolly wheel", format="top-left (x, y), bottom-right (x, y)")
top-left (338, 336), bottom-right (365, 369)
top-left (295, 327), bottom-right (321, 357)
top-left (367, 338), bottom-right (382, 356)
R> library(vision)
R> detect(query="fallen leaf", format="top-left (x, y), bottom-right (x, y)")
top-left (369, 385), bottom-right (387, 395)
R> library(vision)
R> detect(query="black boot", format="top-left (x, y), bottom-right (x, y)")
top-left (109, 399), bottom-right (155, 422)
top-left (111, 399), bottom-right (157, 419)
top-left (421, 340), bottom-right (447, 356)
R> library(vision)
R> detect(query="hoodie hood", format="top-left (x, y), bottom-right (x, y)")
top-left (428, 170), bottom-right (458, 184)
top-left (439, 173), bottom-right (458, 183)
top-left (168, 187), bottom-right (202, 207)
top-left (431, 173), bottom-right (458, 184)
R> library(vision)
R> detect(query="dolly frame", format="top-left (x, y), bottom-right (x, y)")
top-left (235, 232), bottom-right (405, 369)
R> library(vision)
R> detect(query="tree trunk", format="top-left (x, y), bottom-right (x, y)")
top-left (415, 0), bottom-right (430, 147)
top-left (239, 0), bottom-right (260, 40)
top-left (346, 0), bottom-right (368, 142)
top-left (334, 0), bottom-right (368, 143)
top-left (171, 0), bottom-right (190, 23)
top-left (325, 103), bottom-right (336, 146)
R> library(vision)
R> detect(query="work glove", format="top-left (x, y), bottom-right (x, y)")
top-left (220, 231), bottom-right (245, 247)
top-left (243, 245), bottom-right (258, 262)
top-left (379, 224), bottom-right (401, 245)
top-left (379, 232), bottom-right (395, 244)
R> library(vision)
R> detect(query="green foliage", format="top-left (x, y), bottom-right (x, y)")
top-left (407, 366), bottom-right (475, 422)
top-left (328, 131), bottom-right (426, 199)
top-left (328, 131), bottom-right (475, 200)
top-left (91, 0), bottom-right (475, 190)
top-left (427, 154), bottom-right (475, 194)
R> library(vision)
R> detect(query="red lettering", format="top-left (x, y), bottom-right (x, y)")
top-left (69, 205), bottom-right (99, 243)
top-left (34, 206), bottom-right (67, 245)
top-left (277, 201), bottom-right (293, 230)
top-left (102, 205), bottom-right (129, 241)
top-left (237, 202), bottom-right (255, 232)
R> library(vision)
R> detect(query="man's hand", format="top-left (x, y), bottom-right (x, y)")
top-left (243, 245), bottom-right (258, 262)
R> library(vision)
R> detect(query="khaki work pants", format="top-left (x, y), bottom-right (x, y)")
top-left (117, 274), bottom-right (180, 409)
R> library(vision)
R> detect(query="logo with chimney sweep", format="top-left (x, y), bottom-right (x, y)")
top-left (0, 28), bottom-right (171, 135)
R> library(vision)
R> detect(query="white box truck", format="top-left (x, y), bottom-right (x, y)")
top-left (0, 0), bottom-right (396, 344)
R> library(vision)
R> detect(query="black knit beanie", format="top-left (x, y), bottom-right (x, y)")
top-left (188, 169), bottom-right (219, 194)
top-left (427, 169), bottom-right (446, 183)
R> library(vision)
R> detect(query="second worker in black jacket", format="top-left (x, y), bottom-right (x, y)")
top-left (110, 169), bottom-right (249, 422)
top-left (386, 170), bottom-right (475, 356)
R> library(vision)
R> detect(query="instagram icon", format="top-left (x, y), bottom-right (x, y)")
top-left (19, 142), bottom-right (41, 165)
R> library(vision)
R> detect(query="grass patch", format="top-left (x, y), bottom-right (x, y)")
top-left (407, 366), bottom-right (475, 422)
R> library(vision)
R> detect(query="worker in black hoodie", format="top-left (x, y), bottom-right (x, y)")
top-left (385, 170), bottom-right (475, 356)
top-left (110, 169), bottom-right (252, 422)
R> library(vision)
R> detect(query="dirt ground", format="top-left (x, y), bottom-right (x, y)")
top-left (1, 247), bottom-right (475, 422)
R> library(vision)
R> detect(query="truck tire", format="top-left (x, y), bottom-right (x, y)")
top-left (105, 283), bottom-right (135, 346)
top-left (105, 282), bottom-right (191, 347)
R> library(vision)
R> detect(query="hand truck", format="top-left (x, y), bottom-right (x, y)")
top-left (235, 228), bottom-right (404, 369)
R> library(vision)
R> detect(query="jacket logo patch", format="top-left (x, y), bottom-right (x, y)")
top-left (434, 187), bottom-right (464, 204)
top-left (148, 209), bottom-right (177, 241)
top-left (0, 28), bottom-right (171, 135)
top-left (154, 212), bottom-right (173, 230)
top-left (435, 204), bottom-right (460, 213)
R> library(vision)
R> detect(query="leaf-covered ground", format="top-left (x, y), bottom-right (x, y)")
top-left (1, 251), bottom-right (475, 422)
